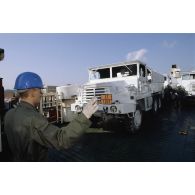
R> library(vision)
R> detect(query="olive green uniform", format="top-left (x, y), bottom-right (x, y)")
top-left (4, 101), bottom-right (91, 161)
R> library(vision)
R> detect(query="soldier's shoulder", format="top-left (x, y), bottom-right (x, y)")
top-left (5, 107), bottom-right (16, 116)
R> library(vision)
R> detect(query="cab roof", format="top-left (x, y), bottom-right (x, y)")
top-left (88, 60), bottom-right (146, 71)
top-left (181, 70), bottom-right (195, 75)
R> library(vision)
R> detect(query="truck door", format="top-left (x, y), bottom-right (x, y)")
top-left (139, 65), bottom-right (153, 110)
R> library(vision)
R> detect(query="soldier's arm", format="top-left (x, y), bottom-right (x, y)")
top-left (31, 112), bottom-right (91, 149)
top-left (32, 97), bottom-right (98, 149)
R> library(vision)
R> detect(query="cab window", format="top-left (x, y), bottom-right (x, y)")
top-left (112, 64), bottom-right (137, 78)
top-left (139, 64), bottom-right (146, 77)
top-left (96, 68), bottom-right (110, 79)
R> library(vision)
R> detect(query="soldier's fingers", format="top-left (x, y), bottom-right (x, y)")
top-left (92, 100), bottom-right (98, 105)
top-left (92, 100), bottom-right (98, 106)
top-left (87, 99), bottom-right (93, 106)
top-left (91, 96), bottom-right (97, 101)
top-left (91, 101), bottom-right (98, 107)
top-left (92, 103), bottom-right (98, 110)
top-left (86, 98), bottom-right (97, 109)
top-left (91, 97), bottom-right (97, 104)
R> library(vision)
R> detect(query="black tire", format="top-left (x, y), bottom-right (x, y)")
top-left (125, 108), bottom-right (143, 134)
top-left (152, 98), bottom-right (158, 113)
top-left (158, 97), bottom-right (162, 109)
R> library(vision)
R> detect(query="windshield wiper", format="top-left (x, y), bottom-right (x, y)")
top-left (124, 65), bottom-right (132, 73)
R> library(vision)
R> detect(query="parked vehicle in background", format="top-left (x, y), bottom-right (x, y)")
top-left (163, 74), bottom-right (171, 88)
top-left (166, 64), bottom-right (195, 100)
top-left (179, 71), bottom-right (195, 98)
top-left (71, 61), bottom-right (164, 133)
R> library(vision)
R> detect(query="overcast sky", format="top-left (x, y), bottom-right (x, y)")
top-left (0, 33), bottom-right (195, 89)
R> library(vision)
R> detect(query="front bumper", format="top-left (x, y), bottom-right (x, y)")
top-left (71, 102), bottom-right (136, 114)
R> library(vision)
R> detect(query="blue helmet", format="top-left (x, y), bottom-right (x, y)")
top-left (14, 72), bottom-right (44, 90)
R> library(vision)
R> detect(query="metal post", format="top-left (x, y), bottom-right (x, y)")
top-left (0, 48), bottom-right (4, 61)
top-left (0, 48), bottom-right (5, 152)
top-left (0, 118), bottom-right (2, 152)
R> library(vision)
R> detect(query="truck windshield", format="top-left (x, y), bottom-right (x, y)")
top-left (182, 74), bottom-right (195, 80)
top-left (89, 68), bottom-right (110, 79)
top-left (112, 64), bottom-right (137, 78)
top-left (190, 74), bottom-right (195, 79)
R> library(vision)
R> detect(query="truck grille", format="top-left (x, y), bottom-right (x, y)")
top-left (82, 87), bottom-right (109, 102)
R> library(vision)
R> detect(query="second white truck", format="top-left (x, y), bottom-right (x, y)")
top-left (178, 71), bottom-right (195, 98)
top-left (71, 61), bottom-right (164, 133)
top-left (167, 64), bottom-right (195, 99)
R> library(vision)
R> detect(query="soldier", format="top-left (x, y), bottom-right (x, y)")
top-left (4, 72), bottom-right (98, 161)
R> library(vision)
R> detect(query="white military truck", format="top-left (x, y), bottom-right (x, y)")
top-left (167, 64), bottom-right (195, 98)
top-left (177, 71), bottom-right (195, 98)
top-left (71, 61), bottom-right (164, 133)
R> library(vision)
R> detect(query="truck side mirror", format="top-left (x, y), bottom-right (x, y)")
top-left (147, 75), bottom-right (152, 82)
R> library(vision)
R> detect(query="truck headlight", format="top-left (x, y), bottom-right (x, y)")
top-left (110, 106), bottom-right (117, 113)
top-left (103, 106), bottom-right (108, 113)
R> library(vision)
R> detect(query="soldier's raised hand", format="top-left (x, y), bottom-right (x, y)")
top-left (82, 97), bottom-right (98, 119)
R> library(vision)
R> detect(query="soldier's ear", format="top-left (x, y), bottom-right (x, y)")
top-left (29, 89), bottom-right (36, 98)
